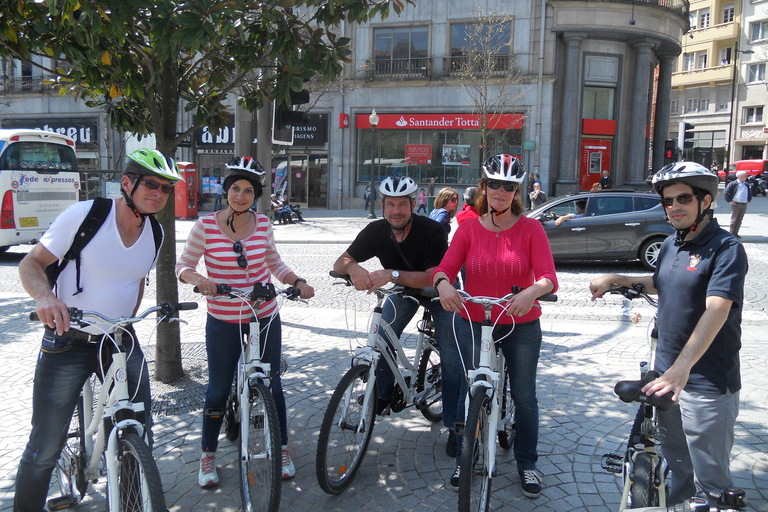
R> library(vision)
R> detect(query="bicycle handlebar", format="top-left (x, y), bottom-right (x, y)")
top-left (329, 270), bottom-right (427, 298)
top-left (606, 284), bottom-right (658, 308)
top-left (456, 288), bottom-right (558, 304)
top-left (29, 301), bottom-right (199, 323)
top-left (193, 282), bottom-right (303, 302)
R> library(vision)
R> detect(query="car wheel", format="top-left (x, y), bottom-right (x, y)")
top-left (640, 238), bottom-right (664, 271)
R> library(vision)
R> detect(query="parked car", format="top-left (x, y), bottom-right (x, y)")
top-left (526, 190), bottom-right (675, 270)
top-left (717, 159), bottom-right (768, 182)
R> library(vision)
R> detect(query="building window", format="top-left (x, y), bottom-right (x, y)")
top-left (750, 20), bottom-right (768, 42)
top-left (696, 51), bottom-right (707, 69)
top-left (373, 26), bottom-right (429, 79)
top-left (689, 13), bottom-right (697, 30)
top-left (699, 99), bottom-right (710, 112)
top-left (748, 63), bottom-right (766, 82)
top-left (699, 9), bottom-right (710, 28)
top-left (670, 100), bottom-right (679, 114)
top-left (686, 98), bottom-right (699, 113)
top-left (720, 48), bottom-right (732, 65)
top-left (723, 4), bottom-right (734, 23)
top-left (582, 87), bottom-right (615, 120)
top-left (683, 53), bottom-right (695, 71)
top-left (744, 106), bottom-right (763, 124)
top-left (447, 20), bottom-right (513, 77)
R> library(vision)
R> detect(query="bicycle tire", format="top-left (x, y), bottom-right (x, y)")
top-left (54, 395), bottom-right (88, 504)
top-left (497, 369), bottom-right (515, 450)
top-left (107, 430), bottom-right (166, 512)
top-left (630, 452), bottom-right (655, 508)
top-left (458, 392), bottom-right (492, 512)
top-left (316, 364), bottom-right (377, 495)
top-left (240, 381), bottom-right (281, 512)
top-left (415, 345), bottom-right (443, 423)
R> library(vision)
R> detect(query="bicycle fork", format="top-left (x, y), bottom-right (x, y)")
top-left (240, 321), bottom-right (273, 462)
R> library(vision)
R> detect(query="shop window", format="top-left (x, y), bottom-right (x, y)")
top-left (371, 26), bottom-right (429, 80)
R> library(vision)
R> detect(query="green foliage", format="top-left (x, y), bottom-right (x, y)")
top-left (0, 0), bottom-right (412, 149)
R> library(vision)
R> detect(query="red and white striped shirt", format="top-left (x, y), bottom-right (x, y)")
top-left (176, 212), bottom-right (292, 323)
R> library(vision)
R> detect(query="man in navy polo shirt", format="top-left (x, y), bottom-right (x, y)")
top-left (590, 162), bottom-right (748, 506)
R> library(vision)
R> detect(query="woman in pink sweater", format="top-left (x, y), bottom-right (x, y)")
top-left (176, 157), bottom-right (314, 488)
top-left (432, 154), bottom-right (557, 499)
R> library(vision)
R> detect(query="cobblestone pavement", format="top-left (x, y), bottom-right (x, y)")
top-left (1, 196), bottom-right (767, 511)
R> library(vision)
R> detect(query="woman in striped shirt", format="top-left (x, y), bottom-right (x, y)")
top-left (176, 157), bottom-right (314, 489)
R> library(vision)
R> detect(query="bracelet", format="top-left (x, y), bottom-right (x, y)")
top-left (434, 277), bottom-right (448, 288)
top-left (293, 277), bottom-right (307, 287)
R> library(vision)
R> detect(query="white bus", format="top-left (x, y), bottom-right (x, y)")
top-left (0, 129), bottom-right (80, 252)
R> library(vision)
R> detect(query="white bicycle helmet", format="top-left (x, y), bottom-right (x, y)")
top-left (481, 154), bottom-right (525, 183)
top-left (379, 176), bottom-right (418, 199)
top-left (651, 162), bottom-right (719, 201)
top-left (225, 156), bottom-right (265, 176)
top-left (124, 149), bottom-right (184, 182)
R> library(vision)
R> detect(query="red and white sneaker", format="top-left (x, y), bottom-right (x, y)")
top-left (281, 445), bottom-right (296, 480)
top-left (198, 450), bottom-right (219, 488)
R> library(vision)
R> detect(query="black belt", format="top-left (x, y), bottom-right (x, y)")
top-left (44, 327), bottom-right (119, 344)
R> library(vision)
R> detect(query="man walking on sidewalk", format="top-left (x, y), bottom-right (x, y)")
top-left (722, 171), bottom-right (751, 238)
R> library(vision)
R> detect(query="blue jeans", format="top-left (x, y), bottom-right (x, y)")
top-left (377, 294), bottom-right (466, 431)
top-left (15, 332), bottom-right (151, 512)
top-left (202, 313), bottom-right (288, 451)
top-left (454, 318), bottom-right (542, 470)
top-left (214, 193), bottom-right (222, 211)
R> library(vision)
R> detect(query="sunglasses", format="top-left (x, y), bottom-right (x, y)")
top-left (233, 241), bottom-right (247, 269)
top-left (486, 180), bottom-right (517, 192)
top-left (138, 177), bottom-right (174, 195)
top-left (450, 196), bottom-right (459, 202)
top-left (660, 193), bottom-right (695, 208)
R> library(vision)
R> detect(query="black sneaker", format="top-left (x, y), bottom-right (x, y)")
top-left (375, 397), bottom-right (391, 416)
top-left (519, 469), bottom-right (542, 499)
top-left (449, 464), bottom-right (460, 491)
top-left (445, 430), bottom-right (457, 457)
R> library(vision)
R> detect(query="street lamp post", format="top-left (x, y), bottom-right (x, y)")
top-left (727, 40), bottom-right (754, 168)
top-left (368, 109), bottom-right (379, 219)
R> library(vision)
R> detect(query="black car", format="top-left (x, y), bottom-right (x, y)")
top-left (526, 190), bottom-right (674, 270)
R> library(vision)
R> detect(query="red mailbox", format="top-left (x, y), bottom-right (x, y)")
top-left (175, 162), bottom-right (198, 219)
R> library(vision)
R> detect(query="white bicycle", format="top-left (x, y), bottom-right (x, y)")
top-left (39, 301), bottom-right (198, 512)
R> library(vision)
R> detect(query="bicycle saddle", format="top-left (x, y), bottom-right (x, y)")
top-left (613, 370), bottom-right (676, 411)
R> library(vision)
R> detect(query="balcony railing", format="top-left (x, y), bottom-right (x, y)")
top-left (0, 76), bottom-right (54, 94)
top-left (442, 55), bottom-right (515, 79)
top-left (366, 57), bottom-right (431, 81)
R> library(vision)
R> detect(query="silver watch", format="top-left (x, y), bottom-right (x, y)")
top-left (391, 270), bottom-right (400, 284)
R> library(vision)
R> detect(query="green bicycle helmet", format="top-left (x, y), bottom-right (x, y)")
top-left (124, 149), bottom-right (184, 183)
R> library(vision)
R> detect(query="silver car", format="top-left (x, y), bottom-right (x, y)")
top-left (526, 191), bottom-right (675, 270)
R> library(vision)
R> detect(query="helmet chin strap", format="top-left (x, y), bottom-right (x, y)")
top-left (225, 205), bottom-right (249, 233)
top-left (121, 183), bottom-right (149, 227)
top-left (488, 205), bottom-right (510, 227)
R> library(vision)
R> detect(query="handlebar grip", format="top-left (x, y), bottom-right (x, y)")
top-left (29, 312), bottom-right (39, 321)
top-left (537, 293), bottom-right (558, 302)
top-left (329, 270), bottom-right (349, 280)
top-left (193, 284), bottom-right (230, 295)
top-left (177, 302), bottom-right (199, 311)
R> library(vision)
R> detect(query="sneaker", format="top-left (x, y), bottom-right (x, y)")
top-left (519, 469), bottom-right (542, 499)
top-left (449, 464), bottom-right (461, 491)
top-left (198, 450), bottom-right (219, 488)
top-left (281, 445), bottom-right (296, 480)
top-left (375, 397), bottom-right (391, 416)
top-left (445, 430), bottom-right (457, 458)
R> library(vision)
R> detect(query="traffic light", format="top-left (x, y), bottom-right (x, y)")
top-left (663, 139), bottom-right (676, 165)
top-left (677, 121), bottom-right (695, 151)
top-left (271, 89), bottom-right (310, 145)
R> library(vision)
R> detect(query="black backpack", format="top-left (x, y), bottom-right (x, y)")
top-left (46, 197), bottom-right (162, 295)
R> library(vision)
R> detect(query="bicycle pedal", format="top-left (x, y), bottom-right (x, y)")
top-left (47, 495), bottom-right (78, 510)
top-left (601, 453), bottom-right (624, 474)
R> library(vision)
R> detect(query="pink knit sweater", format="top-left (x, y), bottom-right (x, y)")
top-left (434, 215), bottom-right (558, 324)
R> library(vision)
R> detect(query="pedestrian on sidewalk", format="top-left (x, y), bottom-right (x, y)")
top-left (591, 162), bottom-right (747, 507)
top-left (429, 188), bottom-right (459, 239)
top-left (416, 188), bottom-right (427, 214)
top-left (213, 180), bottom-right (224, 211)
top-left (14, 149), bottom-right (183, 512)
top-left (722, 170), bottom-right (751, 238)
top-left (176, 156), bottom-right (315, 488)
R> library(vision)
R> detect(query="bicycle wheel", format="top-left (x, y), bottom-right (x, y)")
top-left (459, 392), bottom-right (492, 512)
top-left (415, 344), bottom-right (443, 423)
top-left (497, 369), bottom-right (515, 450)
top-left (316, 364), bottom-right (377, 495)
top-left (240, 381), bottom-right (281, 512)
top-left (629, 452), bottom-right (655, 508)
top-left (54, 395), bottom-right (88, 504)
top-left (108, 430), bottom-right (166, 512)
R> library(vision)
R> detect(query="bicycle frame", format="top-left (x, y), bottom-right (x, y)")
top-left (237, 317), bottom-right (274, 461)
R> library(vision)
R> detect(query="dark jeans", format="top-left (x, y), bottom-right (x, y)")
top-left (454, 318), bottom-right (542, 470)
top-left (202, 313), bottom-right (288, 451)
top-left (14, 333), bottom-right (151, 512)
top-left (377, 294), bottom-right (467, 431)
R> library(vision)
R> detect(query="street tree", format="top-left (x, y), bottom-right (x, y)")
top-left (0, 0), bottom-right (412, 382)
top-left (449, 8), bottom-right (526, 163)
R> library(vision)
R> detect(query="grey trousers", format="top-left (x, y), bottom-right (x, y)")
top-left (658, 388), bottom-right (739, 506)
top-left (729, 202), bottom-right (748, 236)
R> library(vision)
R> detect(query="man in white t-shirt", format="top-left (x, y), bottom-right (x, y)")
top-left (213, 180), bottom-right (224, 210)
top-left (14, 149), bottom-right (183, 512)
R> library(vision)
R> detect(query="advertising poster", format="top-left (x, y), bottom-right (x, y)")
top-left (405, 144), bottom-right (432, 165)
top-left (442, 144), bottom-right (470, 166)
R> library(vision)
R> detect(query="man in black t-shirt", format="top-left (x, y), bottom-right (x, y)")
top-left (334, 176), bottom-right (464, 457)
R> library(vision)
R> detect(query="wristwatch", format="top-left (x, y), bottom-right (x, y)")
top-left (391, 270), bottom-right (400, 284)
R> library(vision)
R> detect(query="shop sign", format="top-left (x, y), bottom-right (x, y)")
top-left (194, 114), bottom-right (235, 150)
top-left (405, 144), bottom-right (432, 164)
top-left (356, 112), bottom-right (524, 130)
top-left (292, 114), bottom-right (328, 147)
top-left (0, 117), bottom-right (99, 150)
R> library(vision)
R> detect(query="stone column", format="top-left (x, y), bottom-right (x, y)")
top-left (652, 52), bottom-right (677, 173)
top-left (558, 32), bottom-right (587, 187)
top-left (627, 41), bottom-right (654, 183)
